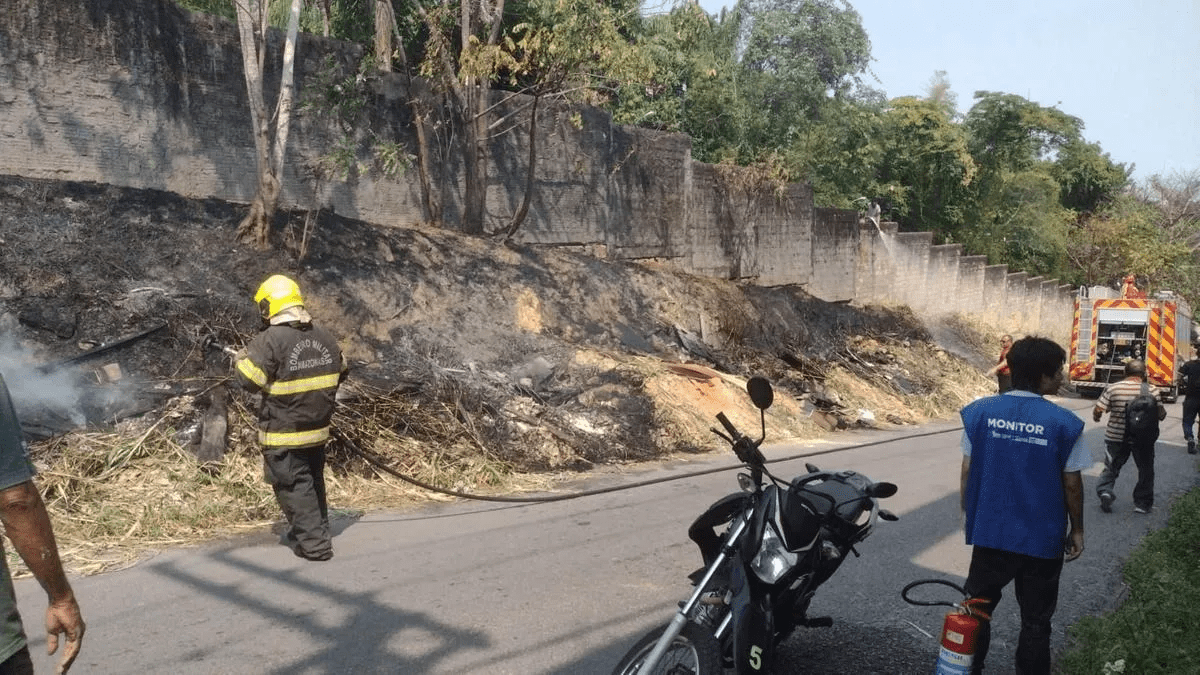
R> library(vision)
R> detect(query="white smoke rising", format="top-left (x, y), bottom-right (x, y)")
top-left (0, 334), bottom-right (87, 429)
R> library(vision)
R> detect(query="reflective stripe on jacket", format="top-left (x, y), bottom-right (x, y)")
top-left (234, 321), bottom-right (345, 449)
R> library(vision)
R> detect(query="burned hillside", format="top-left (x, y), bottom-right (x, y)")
top-left (0, 175), bottom-right (994, 572)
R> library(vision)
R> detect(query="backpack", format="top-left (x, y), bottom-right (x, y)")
top-left (1124, 381), bottom-right (1160, 443)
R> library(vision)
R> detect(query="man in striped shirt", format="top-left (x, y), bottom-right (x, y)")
top-left (1093, 359), bottom-right (1166, 514)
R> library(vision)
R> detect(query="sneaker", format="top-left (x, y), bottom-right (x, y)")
top-left (1099, 492), bottom-right (1114, 513)
top-left (1189, 440), bottom-right (1198, 455)
top-left (1133, 505), bottom-right (1152, 514)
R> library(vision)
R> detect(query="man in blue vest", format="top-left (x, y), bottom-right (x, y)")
top-left (959, 336), bottom-right (1088, 674)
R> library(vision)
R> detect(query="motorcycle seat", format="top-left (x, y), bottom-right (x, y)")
top-left (791, 477), bottom-right (869, 523)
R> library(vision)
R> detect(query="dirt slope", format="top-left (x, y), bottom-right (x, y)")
top-left (0, 174), bottom-right (998, 463)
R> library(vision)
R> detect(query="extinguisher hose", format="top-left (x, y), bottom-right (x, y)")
top-left (901, 579), bottom-right (992, 620)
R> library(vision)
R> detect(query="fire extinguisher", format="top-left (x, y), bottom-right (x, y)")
top-left (902, 579), bottom-right (992, 675)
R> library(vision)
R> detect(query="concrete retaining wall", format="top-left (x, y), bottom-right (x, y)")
top-left (0, 0), bottom-right (1075, 343)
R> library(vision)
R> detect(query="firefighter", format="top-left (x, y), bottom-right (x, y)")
top-left (234, 275), bottom-right (346, 561)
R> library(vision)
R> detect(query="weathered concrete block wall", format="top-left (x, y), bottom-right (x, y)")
top-left (957, 256), bottom-right (988, 319)
top-left (854, 223), bottom-right (899, 303)
top-left (810, 208), bottom-right (858, 301)
top-left (0, 0), bottom-right (1077, 341)
top-left (0, 0), bottom-right (813, 288)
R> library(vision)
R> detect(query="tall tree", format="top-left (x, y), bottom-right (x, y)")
top-left (609, 2), bottom-right (744, 162)
top-left (959, 92), bottom-right (1085, 274)
top-left (735, 0), bottom-right (872, 152)
top-left (873, 96), bottom-right (976, 237)
top-left (409, 0), bottom-right (646, 235)
top-left (1052, 138), bottom-right (1129, 214)
top-left (234, 0), bottom-right (304, 248)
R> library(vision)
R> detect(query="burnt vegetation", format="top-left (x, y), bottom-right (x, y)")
top-left (0, 175), bottom-right (994, 572)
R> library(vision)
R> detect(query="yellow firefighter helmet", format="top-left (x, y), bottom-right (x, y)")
top-left (254, 274), bottom-right (305, 320)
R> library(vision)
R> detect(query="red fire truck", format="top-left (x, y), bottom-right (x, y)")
top-left (1068, 288), bottom-right (1193, 401)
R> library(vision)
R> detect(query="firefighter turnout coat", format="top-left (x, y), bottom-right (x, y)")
top-left (234, 313), bottom-right (346, 450)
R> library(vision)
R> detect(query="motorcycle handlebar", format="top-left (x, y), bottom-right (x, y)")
top-left (715, 412), bottom-right (740, 440)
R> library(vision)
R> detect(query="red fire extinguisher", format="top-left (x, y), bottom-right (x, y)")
top-left (902, 579), bottom-right (992, 675)
top-left (935, 597), bottom-right (991, 674)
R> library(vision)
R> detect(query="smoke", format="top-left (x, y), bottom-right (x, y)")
top-left (0, 334), bottom-right (87, 435)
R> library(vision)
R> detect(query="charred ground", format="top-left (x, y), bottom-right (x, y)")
top-left (0, 174), bottom-right (996, 572)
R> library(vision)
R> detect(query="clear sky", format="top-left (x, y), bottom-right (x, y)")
top-left (693, 0), bottom-right (1199, 183)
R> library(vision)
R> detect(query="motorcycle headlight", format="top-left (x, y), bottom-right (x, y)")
top-left (750, 523), bottom-right (798, 584)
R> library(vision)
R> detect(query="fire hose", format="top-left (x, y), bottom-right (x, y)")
top-left (202, 336), bottom-right (961, 504)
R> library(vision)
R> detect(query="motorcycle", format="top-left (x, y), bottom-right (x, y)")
top-left (612, 376), bottom-right (899, 675)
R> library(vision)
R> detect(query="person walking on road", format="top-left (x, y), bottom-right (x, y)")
top-left (0, 373), bottom-right (85, 674)
top-left (234, 275), bottom-right (347, 561)
top-left (1094, 359), bottom-right (1167, 514)
top-left (1178, 345), bottom-right (1200, 455)
top-left (986, 334), bottom-right (1014, 393)
top-left (959, 336), bottom-right (1087, 675)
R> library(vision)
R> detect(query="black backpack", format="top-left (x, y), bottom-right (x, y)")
top-left (1124, 381), bottom-right (1160, 443)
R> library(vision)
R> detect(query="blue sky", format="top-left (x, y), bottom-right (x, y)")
top-left (693, 0), bottom-right (1199, 183)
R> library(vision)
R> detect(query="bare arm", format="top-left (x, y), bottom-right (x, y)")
top-left (0, 481), bottom-right (85, 673)
top-left (960, 456), bottom-right (970, 512)
top-left (1061, 471), bottom-right (1085, 562)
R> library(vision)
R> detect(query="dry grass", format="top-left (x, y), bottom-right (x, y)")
top-left (12, 387), bottom-right (552, 578)
top-left (10, 322), bottom-right (997, 578)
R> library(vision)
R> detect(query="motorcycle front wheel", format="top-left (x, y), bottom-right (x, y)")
top-left (610, 621), bottom-right (723, 675)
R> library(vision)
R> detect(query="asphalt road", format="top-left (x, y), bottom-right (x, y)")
top-left (17, 395), bottom-right (1199, 674)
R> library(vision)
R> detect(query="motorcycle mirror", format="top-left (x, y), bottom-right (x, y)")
top-left (746, 376), bottom-right (773, 410)
top-left (867, 482), bottom-right (898, 499)
top-left (805, 462), bottom-right (820, 474)
top-left (878, 510), bottom-right (899, 522)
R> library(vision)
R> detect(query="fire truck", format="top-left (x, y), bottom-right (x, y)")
top-left (1069, 287), bottom-right (1193, 401)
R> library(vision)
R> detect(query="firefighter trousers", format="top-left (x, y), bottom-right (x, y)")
top-left (1097, 439), bottom-right (1155, 510)
top-left (264, 445), bottom-right (331, 559)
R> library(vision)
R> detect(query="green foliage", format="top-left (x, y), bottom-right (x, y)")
top-left (785, 98), bottom-right (886, 208)
top-left (874, 96), bottom-right (976, 237)
top-left (1053, 139), bottom-right (1130, 213)
top-left (299, 55), bottom-right (414, 181)
top-left (1059, 487), bottom-right (1200, 674)
top-left (960, 168), bottom-right (1072, 278)
top-left (172, 0), bottom-right (234, 19)
top-left (505, 0), bottom-right (650, 99)
top-left (610, 3), bottom-right (746, 160)
top-left (172, 0), bottom-right (376, 41)
top-left (965, 91), bottom-right (1082, 174)
top-left (736, 0), bottom-right (873, 151)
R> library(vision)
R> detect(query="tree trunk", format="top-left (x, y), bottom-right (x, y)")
top-left (375, 0), bottom-right (393, 72)
top-left (196, 385), bottom-right (228, 465)
top-left (461, 84), bottom-right (487, 235)
top-left (318, 0), bottom-right (331, 36)
top-left (502, 93), bottom-right (540, 242)
top-left (233, 0), bottom-right (302, 250)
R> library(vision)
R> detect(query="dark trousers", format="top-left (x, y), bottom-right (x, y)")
top-left (1097, 439), bottom-right (1155, 509)
top-left (0, 646), bottom-right (33, 675)
top-left (964, 546), bottom-right (1065, 675)
top-left (264, 445), bottom-right (331, 558)
top-left (997, 373), bottom-right (1012, 394)
top-left (1182, 397), bottom-right (1200, 441)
